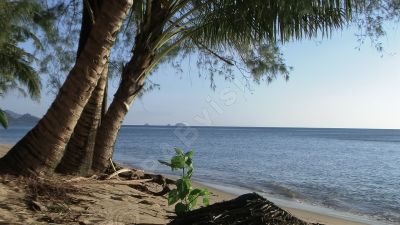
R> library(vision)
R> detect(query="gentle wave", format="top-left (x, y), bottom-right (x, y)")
top-left (2, 125), bottom-right (400, 223)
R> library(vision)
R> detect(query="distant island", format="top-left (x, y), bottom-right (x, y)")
top-left (175, 123), bottom-right (186, 127)
top-left (4, 110), bottom-right (39, 126)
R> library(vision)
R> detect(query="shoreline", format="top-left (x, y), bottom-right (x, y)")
top-left (148, 172), bottom-right (383, 225)
top-left (192, 180), bottom-right (385, 225)
top-left (0, 144), bottom-right (390, 225)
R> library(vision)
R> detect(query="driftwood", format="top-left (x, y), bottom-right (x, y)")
top-left (65, 175), bottom-right (98, 183)
top-left (109, 158), bottom-right (117, 172)
top-left (168, 193), bottom-right (324, 225)
top-left (100, 164), bottom-right (175, 196)
top-left (100, 178), bottom-right (153, 185)
top-left (105, 168), bottom-right (132, 180)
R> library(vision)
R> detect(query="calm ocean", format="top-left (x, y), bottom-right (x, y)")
top-left (1, 125), bottom-right (399, 224)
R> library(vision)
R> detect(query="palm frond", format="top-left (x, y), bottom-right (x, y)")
top-left (0, 42), bottom-right (41, 100)
top-left (0, 108), bottom-right (8, 129)
top-left (189, 0), bottom-right (357, 48)
top-left (0, 0), bottom-right (55, 100)
top-left (158, 0), bottom-right (363, 83)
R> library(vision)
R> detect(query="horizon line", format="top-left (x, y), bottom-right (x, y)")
top-left (121, 124), bottom-right (400, 130)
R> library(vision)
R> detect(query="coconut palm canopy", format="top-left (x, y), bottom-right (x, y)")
top-left (121, 0), bottom-right (359, 85)
top-left (0, 0), bottom-right (57, 99)
top-left (0, 0), bottom-right (371, 100)
top-left (43, 0), bottom-right (362, 92)
top-left (0, 0), bottom-right (57, 128)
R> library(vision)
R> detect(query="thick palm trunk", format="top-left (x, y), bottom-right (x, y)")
top-left (92, 0), bottom-right (168, 172)
top-left (56, 0), bottom-right (107, 175)
top-left (56, 66), bottom-right (108, 175)
top-left (0, 0), bottom-right (132, 175)
top-left (91, 69), bottom-right (145, 172)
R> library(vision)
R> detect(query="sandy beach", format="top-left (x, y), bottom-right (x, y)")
top-left (0, 144), bottom-right (375, 224)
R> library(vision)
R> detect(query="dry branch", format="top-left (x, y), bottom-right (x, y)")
top-left (105, 168), bottom-right (132, 180)
top-left (100, 178), bottom-right (153, 185)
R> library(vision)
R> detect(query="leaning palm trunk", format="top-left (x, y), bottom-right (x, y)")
top-left (56, 66), bottom-right (108, 175)
top-left (91, 67), bottom-right (145, 172)
top-left (92, 0), bottom-right (168, 172)
top-left (0, 0), bottom-right (132, 175)
top-left (56, 0), bottom-right (108, 175)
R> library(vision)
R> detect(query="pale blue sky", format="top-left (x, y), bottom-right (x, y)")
top-left (1, 25), bottom-right (400, 129)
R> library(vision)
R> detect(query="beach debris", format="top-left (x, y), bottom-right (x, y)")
top-left (139, 199), bottom-right (154, 205)
top-left (101, 178), bottom-right (153, 185)
top-left (110, 196), bottom-right (124, 201)
top-left (26, 199), bottom-right (46, 211)
top-left (105, 168), bottom-right (132, 180)
top-left (168, 193), bottom-right (324, 225)
top-left (109, 158), bottom-right (118, 173)
top-left (65, 175), bottom-right (98, 183)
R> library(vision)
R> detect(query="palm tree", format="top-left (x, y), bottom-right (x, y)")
top-left (92, 0), bottom-right (360, 172)
top-left (55, 0), bottom-right (109, 175)
top-left (0, 0), bottom-right (133, 175)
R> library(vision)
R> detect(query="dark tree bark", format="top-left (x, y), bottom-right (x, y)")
top-left (56, 66), bottom-right (108, 175)
top-left (92, 0), bottom-right (168, 172)
top-left (56, 0), bottom-right (108, 175)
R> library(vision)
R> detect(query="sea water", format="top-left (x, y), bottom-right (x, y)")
top-left (1, 126), bottom-right (399, 223)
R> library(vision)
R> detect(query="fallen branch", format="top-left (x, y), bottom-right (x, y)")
top-left (101, 178), bottom-right (153, 185)
top-left (65, 175), bottom-right (98, 183)
top-left (109, 158), bottom-right (117, 172)
top-left (106, 168), bottom-right (132, 180)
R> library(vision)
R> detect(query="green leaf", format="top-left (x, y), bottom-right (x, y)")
top-left (186, 168), bottom-right (193, 178)
top-left (176, 178), bottom-right (191, 200)
top-left (174, 147), bottom-right (184, 155)
top-left (175, 202), bottom-right (188, 215)
top-left (203, 196), bottom-right (210, 206)
top-left (189, 198), bottom-right (197, 210)
top-left (183, 178), bottom-right (192, 193)
top-left (158, 160), bottom-right (172, 167)
top-left (200, 189), bottom-right (210, 196)
top-left (190, 188), bottom-right (203, 196)
top-left (188, 190), bottom-right (200, 209)
top-left (0, 109), bottom-right (8, 129)
top-left (171, 155), bottom-right (185, 169)
top-left (185, 150), bottom-right (194, 158)
top-left (168, 189), bottom-right (179, 205)
top-left (185, 157), bottom-right (193, 167)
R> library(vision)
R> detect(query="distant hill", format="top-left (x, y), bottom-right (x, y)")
top-left (4, 110), bottom-right (39, 126)
top-left (175, 123), bottom-right (187, 127)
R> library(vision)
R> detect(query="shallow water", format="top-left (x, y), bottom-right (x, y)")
top-left (1, 125), bottom-right (399, 223)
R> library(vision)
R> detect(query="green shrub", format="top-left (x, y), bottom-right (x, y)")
top-left (159, 148), bottom-right (210, 215)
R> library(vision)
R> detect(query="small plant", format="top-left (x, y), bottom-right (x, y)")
top-left (159, 148), bottom-right (210, 215)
